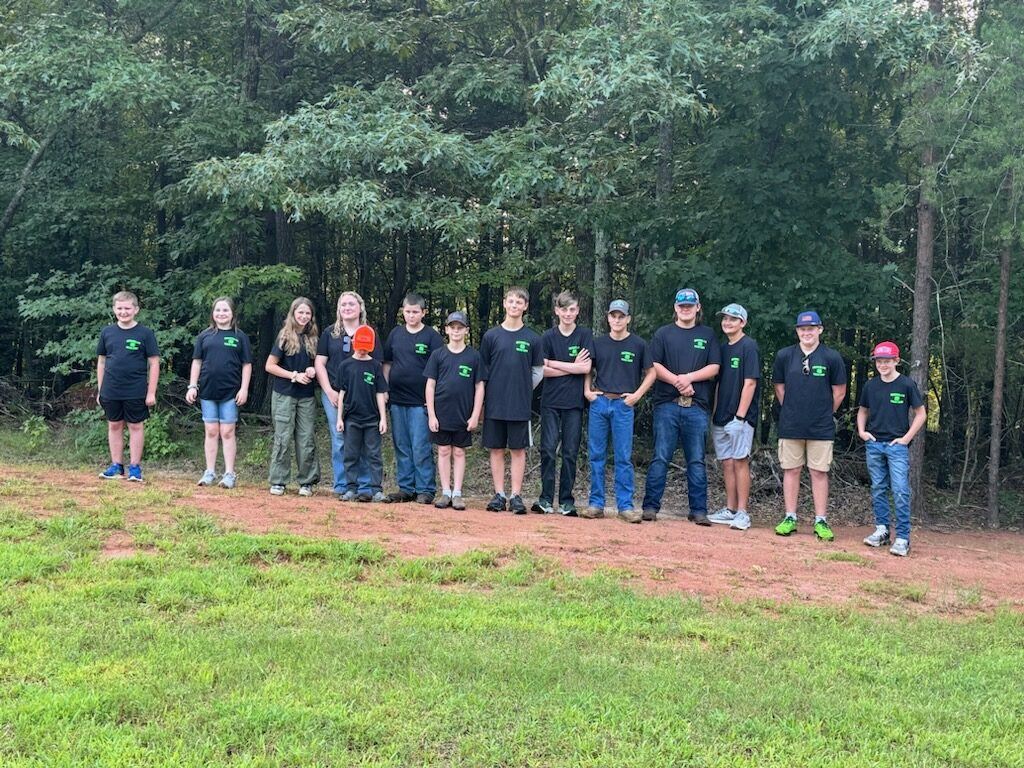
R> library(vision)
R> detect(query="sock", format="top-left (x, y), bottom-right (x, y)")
top-left (785, 513), bottom-right (797, 520)
top-left (453, 488), bottom-right (462, 496)
top-left (815, 516), bottom-right (827, 523)
top-left (441, 489), bottom-right (452, 497)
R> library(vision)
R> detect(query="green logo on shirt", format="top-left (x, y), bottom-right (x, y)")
top-left (694, 338), bottom-right (707, 350)
top-left (415, 343), bottom-right (429, 355)
top-left (730, 356), bottom-right (740, 369)
top-left (620, 351), bottom-right (635, 363)
top-left (568, 345), bottom-right (581, 358)
top-left (223, 336), bottom-right (239, 348)
top-left (515, 340), bottom-right (530, 353)
top-left (458, 365), bottom-right (473, 378)
top-left (363, 372), bottom-right (375, 385)
top-left (889, 392), bottom-right (906, 405)
top-left (812, 365), bottom-right (827, 377)
top-left (125, 339), bottom-right (141, 351)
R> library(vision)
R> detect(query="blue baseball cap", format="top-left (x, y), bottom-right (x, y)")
top-left (717, 303), bottom-right (748, 322)
top-left (795, 310), bottom-right (822, 327)
top-left (607, 299), bottom-right (630, 315)
top-left (675, 288), bottom-right (700, 305)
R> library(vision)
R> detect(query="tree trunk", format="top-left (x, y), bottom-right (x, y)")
top-left (0, 127), bottom-right (57, 244)
top-left (593, 229), bottom-right (610, 334)
top-left (986, 172), bottom-right (1013, 528)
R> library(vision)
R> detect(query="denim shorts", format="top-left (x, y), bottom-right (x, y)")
top-left (200, 398), bottom-right (239, 424)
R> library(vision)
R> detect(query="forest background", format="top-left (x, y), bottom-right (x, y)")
top-left (0, 0), bottom-right (1020, 524)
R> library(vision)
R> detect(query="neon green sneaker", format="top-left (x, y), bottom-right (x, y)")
top-left (775, 516), bottom-right (798, 536)
top-left (814, 519), bottom-right (835, 541)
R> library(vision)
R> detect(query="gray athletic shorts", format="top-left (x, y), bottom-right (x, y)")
top-left (712, 420), bottom-right (755, 461)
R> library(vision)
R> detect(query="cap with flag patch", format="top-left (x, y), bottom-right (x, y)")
top-left (871, 341), bottom-right (900, 360)
top-left (795, 310), bottom-right (822, 327)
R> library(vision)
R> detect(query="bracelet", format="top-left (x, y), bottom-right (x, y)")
top-left (187, 384), bottom-right (199, 391)
top-left (291, 372), bottom-right (298, 383)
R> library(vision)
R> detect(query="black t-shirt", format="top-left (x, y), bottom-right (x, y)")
top-left (479, 325), bottom-right (543, 421)
top-left (713, 335), bottom-right (761, 427)
top-left (338, 357), bottom-right (388, 427)
top-left (424, 346), bottom-right (486, 430)
top-left (192, 328), bottom-right (252, 403)
top-left (650, 323), bottom-right (722, 409)
top-left (97, 323), bottom-right (160, 400)
top-left (270, 335), bottom-right (317, 399)
top-left (590, 334), bottom-right (652, 394)
top-left (773, 344), bottom-right (847, 439)
top-left (383, 325), bottom-right (444, 407)
top-left (317, 323), bottom-right (380, 390)
top-left (541, 325), bottom-right (593, 410)
top-left (859, 374), bottom-right (925, 442)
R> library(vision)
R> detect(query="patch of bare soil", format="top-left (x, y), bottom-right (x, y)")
top-left (7, 465), bottom-right (1023, 613)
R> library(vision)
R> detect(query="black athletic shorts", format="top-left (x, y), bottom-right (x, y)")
top-left (430, 429), bottom-right (473, 449)
top-left (482, 418), bottom-right (530, 450)
top-left (99, 398), bottom-right (150, 424)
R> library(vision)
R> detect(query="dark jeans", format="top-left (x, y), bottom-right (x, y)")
top-left (343, 421), bottom-right (383, 494)
top-left (540, 406), bottom-right (584, 506)
top-left (642, 402), bottom-right (709, 515)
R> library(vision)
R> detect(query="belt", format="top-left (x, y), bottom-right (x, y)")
top-left (676, 395), bottom-right (694, 407)
top-left (603, 393), bottom-right (625, 400)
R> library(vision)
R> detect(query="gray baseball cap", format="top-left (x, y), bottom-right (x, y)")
top-left (445, 311), bottom-right (470, 326)
top-left (717, 303), bottom-right (748, 322)
top-left (607, 299), bottom-right (630, 315)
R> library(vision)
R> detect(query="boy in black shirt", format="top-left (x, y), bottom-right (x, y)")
top-left (96, 291), bottom-right (161, 482)
top-left (582, 300), bottom-right (656, 523)
top-left (383, 293), bottom-right (444, 504)
top-left (425, 311), bottom-right (485, 510)
top-left (479, 287), bottom-right (543, 514)
top-left (536, 291), bottom-right (593, 515)
top-left (772, 311), bottom-right (848, 541)
top-left (336, 325), bottom-right (388, 503)
top-left (857, 341), bottom-right (926, 556)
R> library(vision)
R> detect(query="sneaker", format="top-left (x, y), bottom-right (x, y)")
top-left (559, 503), bottom-right (578, 517)
top-left (531, 499), bottom-right (553, 514)
top-left (775, 516), bottom-right (798, 536)
top-left (692, 513), bottom-right (712, 527)
top-left (641, 508), bottom-right (657, 522)
top-left (435, 494), bottom-right (452, 509)
top-left (416, 493), bottom-right (434, 505)
top-left (339, 490), bottom-right (356, 502)
top-left (708, 507), bottom-right (737, 525)
top-left (580, 506), bottom-right (605, 519)
top-left (386, 491), bottom-right (416, 503)
top-left (298, 485), bottom-right (314, 497)
top-left (99, 462), bottom-right (124, 480)
top-left (889, 538), bottom-right (911, 557)
top-left (127, 464), bottom-right (144, 482)
top-left (197, 469), bottom-right (217, 487)
top-left (269, 485), bottom-right (286, 496)
top-left (219, 472), bottom-right (237, 489)
top-left (451, 494), bottom-right (466, 510)
top-left (863, 525), bottom-right (890, 548)
top-left (486, 493), bottom-right (507, 512)
top-left (356, 491), bottom-right (373, 502)
top-left (509, 495), bottom-right (527, 515)
top-left (617, 509), bottom-right (642, 524)
top-left (729, 511), bottom-right (752, 531)
top-left (371, 491), bottom-right (387, 503)
top-left (814, 519), bottom-right (835, 541)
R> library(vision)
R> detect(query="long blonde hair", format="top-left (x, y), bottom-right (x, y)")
top-left (331, 291), bottom-right (367, 338)
top-left (276, 297), bottom-right (319, 356)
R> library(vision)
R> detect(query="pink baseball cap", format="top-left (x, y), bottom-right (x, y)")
top-left (871, 341), bottom-right (900, 360)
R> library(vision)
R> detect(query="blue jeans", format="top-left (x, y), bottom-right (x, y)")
top-left (865, 441), bottom-right (912, 540)
top-left (390, 404), bottom-right (435, 495)
top-left (588, 396), bottom-right (636, 512)
top-left (540, 406), bottom-right (583, 506)
top-left (642, 402), bottom-right (709, 515)
top-left (321, 391), bottom-right (370, 494)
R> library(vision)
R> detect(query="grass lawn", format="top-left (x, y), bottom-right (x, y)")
top-left (1, 485), bottom-right (1022, 767)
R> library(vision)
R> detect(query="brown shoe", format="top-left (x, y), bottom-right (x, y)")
top-left (580, 506), bottom-right (605, 519)
top-left (451, 494), bottom-right (466, 510)
top-left (617, 509), bottom-right (642, 524)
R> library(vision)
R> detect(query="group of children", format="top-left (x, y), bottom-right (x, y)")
top-left (95, 286), bottom-right (926, 556)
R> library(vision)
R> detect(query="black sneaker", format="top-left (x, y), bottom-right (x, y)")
top-left (692, 513), bottom-right (712, 527)
top-left (530, 499), bottom-right (553, 514)
top-left (356, 491), bottom-right (373, 502)
top-left (416, 493), bottom-right (434, 505)
top-left (642, 508), bottom-right (658, 522)
top-left (486, 493), bottom-right (507, 512)
top-left (385, 491), bottom-right (416, 503)
top-left (509, 495), bottom-right (527, 515)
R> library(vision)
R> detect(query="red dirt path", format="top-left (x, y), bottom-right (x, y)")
top-left (8, 465), bottom-right (1023, 613)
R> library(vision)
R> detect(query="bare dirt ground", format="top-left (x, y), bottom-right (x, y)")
top-left (6, 464), bottom-right (1023, 613)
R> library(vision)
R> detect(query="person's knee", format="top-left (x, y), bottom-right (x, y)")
top-left (220, 424), bottom-right (236, 440)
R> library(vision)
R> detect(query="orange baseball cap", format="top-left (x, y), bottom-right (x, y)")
top-left (352, 324), bottom-right (375, 353)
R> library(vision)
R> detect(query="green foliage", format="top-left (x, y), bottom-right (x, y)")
top-left (18, 415), bottom-right (48, 454)
top-left (141, 411), bottom-right (184, 460)
top-left (189, 265), bottom-right (306, 327)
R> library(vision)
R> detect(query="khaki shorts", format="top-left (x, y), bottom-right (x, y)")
top-left (778, 439), bottom-right (834, 472)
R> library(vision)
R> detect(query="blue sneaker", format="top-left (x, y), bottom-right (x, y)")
top-left (127, 464), bottom-right (144, 482)
top-left (99, 463), bottom-right (124, 479)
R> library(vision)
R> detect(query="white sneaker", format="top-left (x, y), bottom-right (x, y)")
top-left (708, 507), bottom-right (736, 525)
top-left (729, 511), bottom-right (751, 530)
top-left (298, 485), bottom-right (314, 497)
top-left (889, 538), bottom-right (910, 557)
top-left (863, 525), bottom-right (890, 548)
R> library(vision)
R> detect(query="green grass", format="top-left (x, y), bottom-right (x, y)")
top-left (0, 505), bottom-right (1022, 766)
top-left (817, 551), bottom-right (873, 566)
